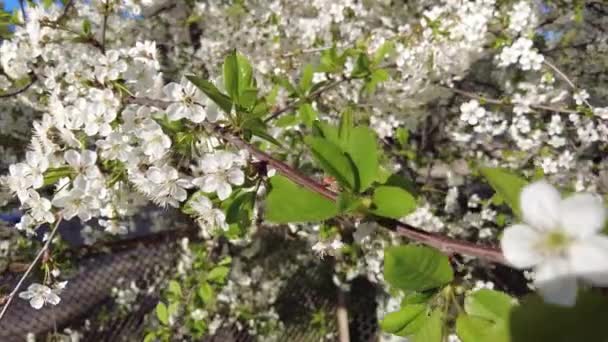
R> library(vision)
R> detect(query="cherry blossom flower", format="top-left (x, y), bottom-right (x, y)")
top-left (189, 194), bottom-right (228, 234)
top-left (501, 180), bottom-right (608, 306)
top-left (18, 283), bottom-right (61, 310)
top-left (192, 151), bottom-right (245, 200)
top-left (163, 78), bottom-right (207, 122)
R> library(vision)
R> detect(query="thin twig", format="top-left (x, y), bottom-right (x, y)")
top-left (0, 217), bottom-right (63, 322)
top-left (0, 74), bottom-right (37, 98)
top-left (543, 60), bottom-right (593, 108)
top-left (446, 86), bottom-right (578, 114)
top-left (101, 0), bottom-right (110, 54)
top-left (543, 60), bottom-right (576, 89)
top-left (263, 77), bottom-right (351, 123)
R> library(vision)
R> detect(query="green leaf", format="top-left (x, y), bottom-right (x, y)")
top-left (364, 68), bottom-right (389, 94)
top-left (384, 245), bottom-right (453, 291)
top-left (225, 191), bottom-right (255, 225)
top-left (168, 280), bottom-right (182, 298)
top-left (457, 315), bottom-right (505, 342)
top-left (479, 167), bottom-right (527, 217)
top-left (373, 40), bottom-right (395, 65)
top-left (456, 290), bottom-right (515, 342)
top-left (345, 127), bottom-right (379, 192)
top-left (311, 122), bottom-right (380, 192)
top-left (143, 332), bottom-right (156, 342)
top-left (380, 304), bottom-right (426, 334)
top-left (299, 64), bottom-right (314, 94)
top-left (242, 118), bottom-right (283, 147)
top-left (318, 47), bottom-right (345, 73)
top-left (207, 266), bottom-right (230, 283)
top-left (82, 19), bottom-right (91, 36)
top-left (266, 175), bottom-right (338, 223)
top-left (298, 103), bottom-right (317, 127)
top-left (305, 136), bottom-right (358, 190)
top-left (413, 309), bottom-right (443, 342)
top-left (223, 50), bottom-right (256, 107)
top-left (186, 75), bottom-right (233, 114)
top-left (509, 291), bottom-right (608, 342)
top-left (337, 191), bottom-right (362, 214)
top-left (223, 49), bottom-right (240, 100)
top-left (198, 282), bottom-right (215, 304)
top-left (155, 302), bottom-right (169, 325)
top-left (371, 186), bottom-right (416, 219)
top-left (338, 109), bottom-right (353, 143)
top-left (351, 53), bottom-right (371, 78)
top-left (465, 289), bottom-right (515, 323)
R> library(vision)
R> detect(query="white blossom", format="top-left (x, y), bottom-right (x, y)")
top-left (19, 283), bottom-right (61, 310)
top-left (501, 180), bottom-right (608, 306)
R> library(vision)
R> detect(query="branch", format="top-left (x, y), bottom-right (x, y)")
top-left (0, 217), bottom-right (63, 322)
top-left (0, 74), bottom-right (37, 98)
top-left (222, 129), bottom-right (507, 264)
top-left (130, 96), bottom-right (507, 264)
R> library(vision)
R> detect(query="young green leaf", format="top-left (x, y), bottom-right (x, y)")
top-left (479, 167), bottom-right (528, 217)
top-left (304, 136), bottom-right (358, 190)
top-left (198, 282), bottom-right (215, 304)
top-left (155, 302), bottom-right (169, 325)
top-left (207, 266), bottom-right (230, 283)
top-left (265, 175), bottom-right (339, 223)
top-left (412, 309), bottom-right (443, 342)
top-left (298, 103), bottom-right (317, 127)
top-left (345, 127), bottom-right (379, 192)
top-left (456, 289), bottom-right (515, 342)
top-left (223, 50), bottom-right (256, 108)
top-left (186, 75), bottom-right (233, 113)
top-left (168, 280), bottom-right (182, 298)
top-left (384, 245), bottom-right (454, 291)
top-left (351, 53), bottom-right (371, 78)
top-left (373, 40), bottom-right (395, 65)
top-left (465, 289), bottom-right (515, 323)
top-left (371, 186), bottom-right (416, 218)
top-left (380, 304), bottom-right (426, 335)
top-left (364, 68), bottom-right (389, 94)
top-left (338, 108), bottom-right (354, 143)
top-left (299, 64), bottom-right (314, 94)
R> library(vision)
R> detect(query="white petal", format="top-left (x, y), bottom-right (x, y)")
top-left (163, 83), bottom-right (182, 100)
top-left (227, 169), bottom-right (245, 186)
top-left (520, 180), bottom-right (562, 231)
top-left (64, 150), bottom-right (80, 167)
top-left (216, 182), bottom-right (232, 200)
top-left (167, 103), bottom-right (185, 120)
top-left (217, 152), bottom-right (234, 169)
top-left (559, 194), bottom-right (606, 238)
top-left (501, 224), bottom-right (544, 268)
top-left (81, 150), bottom-right (97, 166)
top-left (534, 259), bottom-right (578, 307)
top-left (30, 296), bottom-right (45, 310)
top-left (569, 235), bottom-right (608, 285)
top-left (46, 292), bottom-right (61, 305)
top-left (19, 291), bottom-right (34, 300)
top-left (200, 175), bottom-right (219, 193)
top-left (173, 187), bottom-right (188, 202)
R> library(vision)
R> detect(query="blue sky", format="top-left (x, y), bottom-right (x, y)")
top-left (4, 0), bottom-right (20, 11)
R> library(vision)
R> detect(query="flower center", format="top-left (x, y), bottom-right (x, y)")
top-left (539, 230), bottom-right (572, 255)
